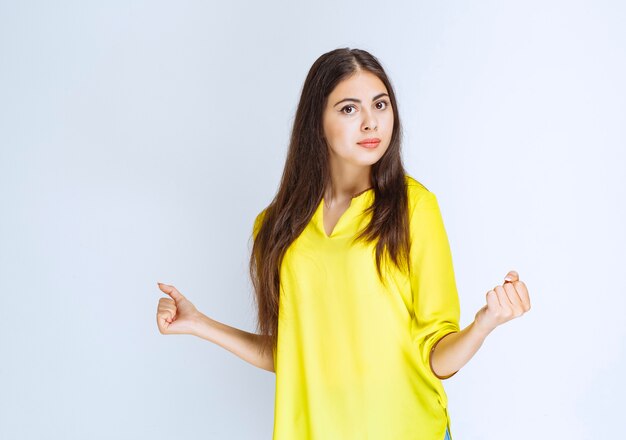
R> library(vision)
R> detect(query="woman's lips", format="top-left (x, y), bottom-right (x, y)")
top-left (357, 140), bottom-right (381, 148)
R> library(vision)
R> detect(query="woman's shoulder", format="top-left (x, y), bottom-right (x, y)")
top-left (404, 174), bottom-right (436, 210)
top-left (404, 174), bottom-right (429, 191)
top-left (252, 207), bottom-right (269, 239)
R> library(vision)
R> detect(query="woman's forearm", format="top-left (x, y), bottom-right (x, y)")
top-left (191, 312), bottom-right (275, 373)
top-left (431, 271), bottom-right (531, 379)
top-left (430, 320), bottom-right (491, 379)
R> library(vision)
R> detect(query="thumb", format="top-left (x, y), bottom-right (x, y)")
top-left (157, 282), bottom-right (185, 302)
top-left (504, 270), bottom-right (519, 283)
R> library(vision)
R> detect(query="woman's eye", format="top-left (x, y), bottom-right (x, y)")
top-left (376, 100), bottom-right (389, 110)
top-left (341, 105), bottom-right (356, 114)
top-left (341, 100), bottom-right (389, 114)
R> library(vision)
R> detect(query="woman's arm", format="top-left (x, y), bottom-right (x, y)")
top-left (157, 282), bottom-right (275, 373)
top-left (191, 312), bottom-right (275, 373)
top-left (430, 321), bottom-right (490, 379)
top-left (430, 271), bottom-right (531, 379)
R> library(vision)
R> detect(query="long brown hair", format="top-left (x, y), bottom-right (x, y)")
top-left (249, 47), bottom-right (412, 360)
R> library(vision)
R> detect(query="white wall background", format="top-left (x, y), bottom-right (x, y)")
top-left (1, 1), bottom-right (624, 439)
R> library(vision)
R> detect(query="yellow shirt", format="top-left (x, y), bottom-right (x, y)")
top-left (253, 175), bottom-right (460, 440)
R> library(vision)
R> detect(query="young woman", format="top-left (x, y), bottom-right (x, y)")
top-left (156, 47), bottom-right (531, 440)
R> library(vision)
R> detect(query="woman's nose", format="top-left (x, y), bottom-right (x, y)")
top-left (362, 112), bottom-right (377, 131)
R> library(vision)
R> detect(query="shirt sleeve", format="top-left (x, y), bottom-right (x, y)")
top-left (409, 190), bottom-right (461, 380)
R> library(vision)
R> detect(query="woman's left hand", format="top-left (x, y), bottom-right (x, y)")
top-left (474, 270), bottom-right (531, 334)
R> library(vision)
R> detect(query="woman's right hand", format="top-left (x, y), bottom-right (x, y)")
top-left (156, 282), bottom-right (202, 336)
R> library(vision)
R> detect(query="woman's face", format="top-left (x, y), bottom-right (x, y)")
top-left (322, 70), bottom-right (394, 169)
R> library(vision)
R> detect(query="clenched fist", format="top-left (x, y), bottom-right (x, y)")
top-left (156, 282), bottom-right (201, 335)
top-left (474, 270), bottom-right (531, 334)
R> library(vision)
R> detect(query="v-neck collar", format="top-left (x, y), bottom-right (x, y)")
top-left (315, 188), bottom-right (374, 239)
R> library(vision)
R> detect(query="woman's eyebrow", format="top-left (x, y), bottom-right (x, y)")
top-left (333, 92), bottom-right (389, 107)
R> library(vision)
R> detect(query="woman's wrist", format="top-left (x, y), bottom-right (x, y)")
top-left (471, 318), bottom-right (495, 338)
top-left (189, 311), bottom-right (211, 338)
